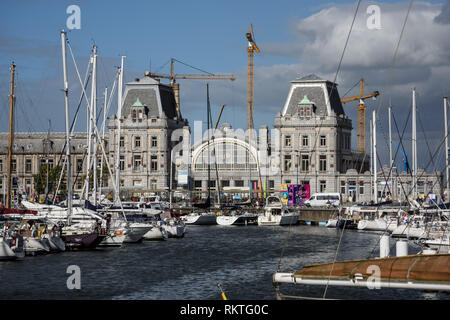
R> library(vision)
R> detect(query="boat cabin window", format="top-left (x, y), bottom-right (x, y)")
top-left (271, 208), bottom-right (282, 215)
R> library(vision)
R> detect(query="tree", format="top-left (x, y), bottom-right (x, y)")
top-left (33, 164), bottom-right (66, 196)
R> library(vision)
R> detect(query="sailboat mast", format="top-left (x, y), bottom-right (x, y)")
top-left (207, 84), bottom-right (211, 205)
top-left (115, 56), bottom-right (125, 202)
top-left (6, 62), bottom-right (15, 209)
top-left (61, 30), bottom-right (72, 224)
top-left (412, 88), bottom-right (417, 199)
top-left (91, 45), bottom-right (98, 206)
top-left (45, 119), bottom-right (51, 196)
top-left (388, 105), bottom-right (393, 198)
top-left (444, 96), bottom-right (449, 196)
top-left (99, 87), bottom-right (108, 198)
top-left (373, 110), bottom-right (377, 203)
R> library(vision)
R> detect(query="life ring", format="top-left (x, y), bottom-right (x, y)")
top-left (115, 231), bottom-right (123, 236)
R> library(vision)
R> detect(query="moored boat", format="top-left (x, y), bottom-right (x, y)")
top-left (183, 211), bottom-right (218, 225)
top-left (257, 196), bottom-right (299, 226)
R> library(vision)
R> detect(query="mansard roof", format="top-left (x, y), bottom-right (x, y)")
top-left (121, 76), bottom-right (180, 120)
top-left (282, 74), bottom-right (345, 117)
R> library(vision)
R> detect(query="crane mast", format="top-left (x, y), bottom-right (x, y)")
top-left (246, 24), bottom-right (260, 131)
top-left (341, 78), bottom-right (379, 154)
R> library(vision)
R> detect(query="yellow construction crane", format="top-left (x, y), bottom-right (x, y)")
top-left (145, 58), bottom-right (235, 115)
top-left (341, 78), bottom-right (379, 154)
top-left (246, 24), bottom-right (260, 131)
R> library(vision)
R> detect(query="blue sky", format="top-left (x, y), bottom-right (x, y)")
top-left (1, 0), bottom-right (449, 172)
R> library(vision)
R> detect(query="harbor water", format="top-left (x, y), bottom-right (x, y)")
top-left (0, 224), bottom-right (448, 300)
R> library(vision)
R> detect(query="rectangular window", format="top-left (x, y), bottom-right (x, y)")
top-left (12, 159), bottom-right (16, 173)
top-left (305, 106), bottom-right (311, 118)
top-left (301, 180), bottom-right (309, 186)
top-left (302, 135), bottom-right (309, 147)
top-left (151, 136), bottom-right (158, 148)
top-left (301, 154), bottom-right (309, 172)
top-left (25, 159), bottom-right (32, 173)
top-left (138, 109), bottom-right (143, 122)
top-left (151, 155), bottom-right (158, 172)
top-left (208, 180), bottom-right (216, 188)
top-left (132, 109), bottom-right (137, 122)
top-left (320, 180), bottom-right (327, 193)
top-left (119, 136), bottom-right (124, 147)
top-left (298, 106), bottom-right (304, 118)
top-left (151, 179), bottom-right (157, 190)
top-left (133, 155), bottom-right (141, 171)
top-left (119, 156), bottom-right (125, 171)
top-left (319, 155), bottom-right (327, 172)
top-left (341, 181), bottom-right (346, 194)
top-left (284, 155), bottom-right (292, 172)
top-left (320, 135), bottom-right (327, 147)
top-left (48, 159), bottom-right (54, 170)
top-left (194, 180), bottom-right (202, 188)
top-left (76, 181), bottom-right (83, 190)
top-left (269, 180), bottom-right (275, 189)
top-left (76, 158), bottom-right (83, 173)
top-left (359, 181), bottom-right (364, 195)
top-left (234, 180), bottom-right (244, 187)
top-left (221, 180), bottom-right (230, 187)
top-left (285, 180), bottom-right (291, 185)
top-left (284, 135), bottom-right (291, 147)
top-left (0, 158), bottom-right (2, 172)
top-left (135, 136), bottom-right (141, 148)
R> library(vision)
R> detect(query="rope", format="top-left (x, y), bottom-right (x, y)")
top-left (275, 0), bottom-right (362, 290)
top-left (323, 210), bottom-right (348, 298)
top-left (172, 58), bottom-right (214, 75)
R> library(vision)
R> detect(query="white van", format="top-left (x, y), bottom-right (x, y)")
top-left (304, 193), bottom-right (341, 207)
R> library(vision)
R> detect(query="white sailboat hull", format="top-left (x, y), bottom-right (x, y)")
top-left (99, 230), bottom-right (126, 247)
top-left (216, 214), bottom-right (259, 226)
top-left (162, 223), bottom-right (185, 238)
top-left (41, 234), bottom-right (66, 252)
top-left (357, 219), bottom-right (388, 231)
top-left (24, 237), bottom-right (50, 255)
top-left (184, 213), bottom-right (217, 225)
top-left (216, 215), bottom-right (240, 226)
top-left (0, 242), bottom-right (16, 259)
top-left (325, 219), bottom-right (338, 228)
top-left (392, 225), bottom-right (425, 239)
top-left (258, 213), bottom-right (299, 226)
top-left (143, 227), bottom-right (168, 240)
top-left (124, 224), bottom-right (153, 243)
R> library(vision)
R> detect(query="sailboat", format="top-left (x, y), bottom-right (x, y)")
top-left (184, 84), bottom-right (217, 225)
top-left (56, 30), bottom-right (106, 250)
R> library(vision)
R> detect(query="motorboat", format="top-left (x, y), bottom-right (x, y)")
top-left (257, 196), bottom-right (299, 226)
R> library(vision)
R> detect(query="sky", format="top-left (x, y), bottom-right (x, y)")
top-left (0, 0), bottom-right (450, 175)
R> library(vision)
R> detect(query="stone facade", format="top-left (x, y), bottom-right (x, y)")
top-left (0, 74), bottom-right (443, 203)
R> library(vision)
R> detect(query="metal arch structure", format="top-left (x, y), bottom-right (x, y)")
top-left (191, 137), bottom-right (260, 172)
